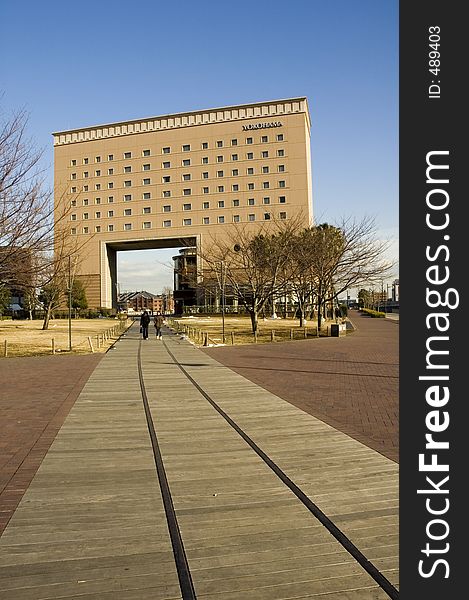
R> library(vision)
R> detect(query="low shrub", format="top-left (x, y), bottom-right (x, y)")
top-left (360, 308), bottom-right (386, 318)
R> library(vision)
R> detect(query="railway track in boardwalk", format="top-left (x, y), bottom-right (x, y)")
top-left (136, 324), bottom-right (399, 599)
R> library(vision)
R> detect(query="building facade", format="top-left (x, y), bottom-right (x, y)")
top-left (117, 290), bottom-right (173, 314)
top-left (53, 98), bottom-right (313, 311)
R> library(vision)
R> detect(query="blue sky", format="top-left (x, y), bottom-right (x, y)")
top-left (1, 0), bottom-right (398, 296)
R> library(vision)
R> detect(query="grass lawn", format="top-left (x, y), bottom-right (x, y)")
top-left (0, 318), bottom-right (132, 357)
top-left (167, 315), bottom-right (348, 346)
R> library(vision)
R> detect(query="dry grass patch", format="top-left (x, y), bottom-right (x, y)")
top-left (167, 315), bottom-right (345, 346)
top-left (0, 318), bottom-right (132, 357)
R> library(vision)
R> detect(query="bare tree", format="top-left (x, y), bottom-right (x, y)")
top-left (161, 285), bottom-right (173, 314)
top-left (38, 237), bottom-right (84, 330)
top-left (303, 218), bottom-right (394, 330)
top-left (0, 106), bottom-right (81, 303)
top-left (38, 273), bottom-right (65, 330)
top-left (1, 108), bottom-right (52, 277)
top-left (281, 229), bottom-right (315, 327)
top-left (0, 285), bottom-right (10, 316)
top-left (202, 218), bottom-right (298, 333)
top-left (21, 285), bottom-right (38, 320)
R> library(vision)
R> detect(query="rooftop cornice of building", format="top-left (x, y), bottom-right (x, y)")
top-left (52, 97), bottom-right (310, 145)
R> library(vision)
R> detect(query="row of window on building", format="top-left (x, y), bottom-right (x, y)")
top-left (70, 151), bottom-right (286, 180)
top-left (70, 211), bottom-right (287, 234)
top-left (68, 134), bottom-right (286, 167)
top-left (71, 160), bottom-right (286, 180)
top-left (71, 195), bottom-right (288, 217)
top-left (70, 180), bottom-right (288, 198)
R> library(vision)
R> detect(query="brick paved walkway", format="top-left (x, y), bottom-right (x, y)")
top-left (203, 312), bottom-right (399, 463)
top-left (0, 354), bottom-right (103, 535)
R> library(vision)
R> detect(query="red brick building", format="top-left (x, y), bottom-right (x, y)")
top-left (117, 291), bottom-right (173, 314)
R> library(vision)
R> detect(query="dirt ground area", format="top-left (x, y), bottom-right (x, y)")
top-left (0, 318), bottom-right (131, 357)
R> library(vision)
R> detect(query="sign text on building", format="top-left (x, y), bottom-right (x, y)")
top-left (242, 121), bottom-right (283, 131)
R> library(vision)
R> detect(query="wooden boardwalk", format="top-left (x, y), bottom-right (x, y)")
top-left (0, 325), bottom-right (398, 599)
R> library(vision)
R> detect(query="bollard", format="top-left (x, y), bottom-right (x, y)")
top-left (290, 329), bottom-right (294, 340)
top-left (203, 332), bottom-right (208, 346)
top-left (88, 336), bottom-right (94, 353)
top-left (3, 339), bottom-right (7, 357)
top-left (304, 328), bottom-right (307, 338)
top-left (271, 330), bottom-right (275, 342)
top-left (231, 331), bottom-right (235, 345)
top-left (51, 338), bottom-right (55, 355)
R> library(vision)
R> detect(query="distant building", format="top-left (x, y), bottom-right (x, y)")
top-left (0, 247), bottom-right (33, 316)
top-left (118, 290), bottom-right (174, 314)
top-left (172, 248), bottom-right (197, 315)
top-left (392, 279), bottom-right (399, 302)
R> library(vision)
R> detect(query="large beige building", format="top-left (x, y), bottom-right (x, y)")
top-left (53, 98), bottom-right (313, 310)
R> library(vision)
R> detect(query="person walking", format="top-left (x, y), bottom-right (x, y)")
top-left (154, 313), bottom-right (164, 340)
top-left (140, 310), bottom-right (151, 339)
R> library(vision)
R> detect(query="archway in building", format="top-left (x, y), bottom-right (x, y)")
top-left (102, 236), bottom-right (198, 314)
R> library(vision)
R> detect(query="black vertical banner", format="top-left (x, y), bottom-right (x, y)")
top-left (400, 2), bottom-right (465, 599)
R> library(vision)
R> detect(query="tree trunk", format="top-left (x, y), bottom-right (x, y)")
top-left (298, 311), bottom-right (304, 328)
top-left (297, 300), bottom-right (305, 328)
top-left (249, 310), bottom-right (258, 333)
top-left (317, 299), bottom-right (323, 332)
top-left (42, 305), bottom-right (52, 330)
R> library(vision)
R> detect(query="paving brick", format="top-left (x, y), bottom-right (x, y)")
top-left (0, 354), bottom-right (103, 535)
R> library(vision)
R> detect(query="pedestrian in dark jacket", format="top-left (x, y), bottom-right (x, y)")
top-left (140, 310), bottom-right (151, 339)
top-left (154, 313), bottom-right (164, 339)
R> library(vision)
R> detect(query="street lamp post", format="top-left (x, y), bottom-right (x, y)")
top-left (216, 261), bottom-right (226, 343)
top-left (68, 256), bottom-right (72, 352)
top-left (221, 261), bottom-right (226, 343)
